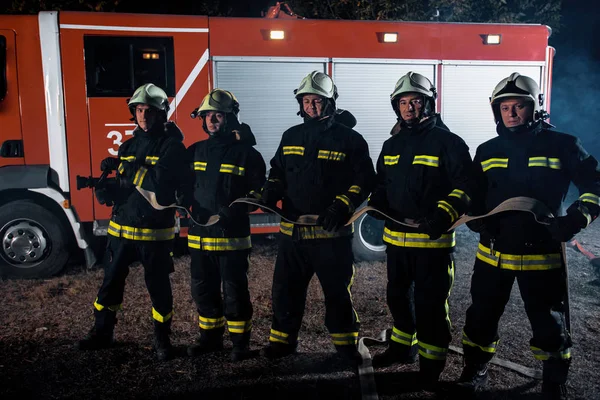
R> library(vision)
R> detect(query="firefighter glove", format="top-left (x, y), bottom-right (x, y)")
top-left (546, 213), bottom-right (585, 242)
top-left (260, 187), bottom-right (281, 210)
top-left (95, 187), bottom-right (114, 207)
top-left (191, 207), bottom-right (212, 225)
top-left (244, 191), bottom-right (262, 212)
top-left (417, 208), bottom-right (452, 240)
top-left (218, 206), bottom-right (235, 227)
top-left (100, 157), bottom-right (120, 172)
top-left (317, 199), bottom-right (352, 232)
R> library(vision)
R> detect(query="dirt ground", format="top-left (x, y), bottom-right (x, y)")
top-left (0, 222), bottom-right (599, 400)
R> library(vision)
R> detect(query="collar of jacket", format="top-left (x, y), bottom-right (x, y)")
top-left (303, 115), bottom-right (335, 133)
top-left (208, 130), bottom-right (238, 146)
top-left (397, 115), bottom-right (437, 136)
top-left (133, 121), bottom-right (184, 142)
top-left (496, 119), bottom-right (543, 139)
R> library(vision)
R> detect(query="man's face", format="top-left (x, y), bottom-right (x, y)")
top-left (499, 98), bottom-right (534, 128)
top-left (135, 104), bottom-right (158, 132)
top-left (204, 111), bottom-right (226, 134)
top-left (397, 93), bottom-right (424, 125)
top-left (302, 94), bottom-right (326, 119)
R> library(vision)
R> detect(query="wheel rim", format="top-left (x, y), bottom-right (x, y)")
top-left (1, 219), bottom-right (49, 268)
top-left (357, 214), bottom-right (386, 253)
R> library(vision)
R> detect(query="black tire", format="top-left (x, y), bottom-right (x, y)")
top-left (0, 200), bottom-right (71, 279)
top-left (352, 213), bottom-right (387, 262)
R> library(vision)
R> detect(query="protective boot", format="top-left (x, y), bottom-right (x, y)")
top-left (372, 340), bottom-right (417, 368)
top-left (153, 319), bottom-right (173, 361)
top-left (542, 358), bottom-right (570, 400)
top-left (230, 331), bottom-right (252, 362)
top-left (187, 327), bottom-right (224, 357)
top-left (456, 361), bottom-right (489, 393)
top-left (418, 357), bottom-right (446, 392)
top-left (260, 341), bottom-right (297, 360)
top-left (76, 309), bottom-right (117, 350)
top-left (335, 344), bottom-right (363, 367)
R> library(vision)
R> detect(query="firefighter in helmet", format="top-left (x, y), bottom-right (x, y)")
top-left (368, 71), bottom-right (475, 389)
top-left (258, 71), bottom-right (375, 366)
top-left (456, 73), bottom-right (600, 399)
top-left (77, 83), bottom-right (187, 361)
top-left (180, 89), bottom-right (266, 362)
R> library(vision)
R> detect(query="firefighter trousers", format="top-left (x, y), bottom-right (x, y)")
top-left (462, 258), bottom-right (571, 364)
top-left (95, 237), bottom-right (174, 323)
top-left (269, 236), bottom-right (359, 347)
top-left (386, 247), bottom-right (455, 371)
top-left (190, 248), bottom-right (253, 340)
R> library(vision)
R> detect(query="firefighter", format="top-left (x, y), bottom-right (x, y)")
top-left (456, 73), bottom-right (600, 399)
top-left (368, 71), bottom-right (475, 389)
top-left (258, 71), bottom-right (375, 365)
top-left (76, 83), bottom-right (186, 361)
top-left (182, 89), bottom-right (266, 362)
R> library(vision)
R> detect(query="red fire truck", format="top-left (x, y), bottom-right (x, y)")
top-left (0, 10), bottom-right (554, 278)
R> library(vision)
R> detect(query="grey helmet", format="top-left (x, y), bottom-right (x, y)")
top-left (490, 72), bottom-right (547, 124)
top-left (390, 72), bottom-right (437, 119)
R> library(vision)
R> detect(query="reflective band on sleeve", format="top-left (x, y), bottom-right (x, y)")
top-left (449, 189), bottom-right (471, 205)
top-left (133, 166), bottom-right (148, 187)
top-left (108, 221), bottom-right (175, 241)
top-left (481, 158), bottom-right (508, 172)
top-left (438, 200), bottom-right (459, 222)
top-left (219, 164), bottom-right (245, 176)
top-left (580, 193), bottom-right (600, 206)
top-left (145, 156), bottom-right (159, 165)
top-left (348, 185), bottom-right (361, 194)
top-left (336, 194), bottom-right (355, 213)
top-left (476, 243), bottom-right (562, 271)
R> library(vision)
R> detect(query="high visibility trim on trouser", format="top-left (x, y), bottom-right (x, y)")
top-left (418, 340), bottom-right (448, 360)
top-left (108, 221), bottom-right (176, 241)
top-left (476, 243), bottom-right (562, 271)
top-left (279, 221), bottom-right (353, 239)
top-left (188, 235), bottom-right (252, 251)
top-left (227, 320), bottom-right (252, 334)
top-left (462, 331), bottom-right (498, 354)
top-left (531, 345), bottom-right (571, 361)
top-left (383, 227), bottom-right (456, 248)
top-left (390, 326), bottom-right (418, 347)
top-left (152, 307), bottom-right (173, 323)
top-left (269, 329), bottom-right (290, 344)
top-left (199, 315), bottom-right (226, 330)
top-left (93, 298), bottom-right (121, 312)
top-left (331, 331), bottom-right (359, 346)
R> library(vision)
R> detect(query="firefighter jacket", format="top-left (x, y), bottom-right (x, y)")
top-left (109, 122), bottom-right (187, 241)
top-left (472, 121), bottom-right (600, 259)
top-left (265, 115), bottom-right (375, 238)
top-left (185, 124), bottom-right (266, 250)
top-left (370, 116), bottom-right (474, 250)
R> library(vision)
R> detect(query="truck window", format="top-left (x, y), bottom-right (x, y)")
top-left (84, 36), bottom-right (175, 97)
top-left (0, 35), bottom-right (6, 102)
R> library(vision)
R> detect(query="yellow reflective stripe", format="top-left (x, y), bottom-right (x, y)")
top-left (283, 146), bottom-right (305, 156)
top-left (133, 166), bottom-right (148, 187)
top-left (438, 200), bottom-right (459, 222)
top-left (93, 298), bottom-right (122, 312)
top-left (462, 331), bottom-right (498, 354)
top-left (331, 332), bottom-right (359, 346)
top-left (528, 156), bottom-right (562, 169)
top-left (449, 189), bottom-right (471, 205)
top-left (227, 320), bottom-right (252, 333)
top-left (107, 221), bottom-right (175, 241)
top-left (117, 163), bottom-right (125, 174)
top-left (383, 227), bottom-right (456, 248)
top-left (199, 315), bottom-right (225, 329)
top-left (476, 243), bottom-right (562, 271)
top-left (269, 329), bottom-right (289, 344)
top-left (187, 235), bottom-right (252, 251)
top-left (530, 345), bottom-right (571, 361)
top-left (445, 260), bottom-right (455, 327)
top-left (348, 185), bottom-right (361, 194)
top-left (120, 156), bottom-right (136, 162)
top-left (152, 307), bottom-right (173, 323)
top-left (384, 154), bottom-right (400, 165)
top-left (348, 264), bottom-right (360, 324)
top-left (145, 156), bottom-right (159, 165)
top-left (481, 158), bottom-right (509, 172)
top-left (418, 341), bottom-right (448, 360)
top-left (318, 150), bottom-right (346, 161)
top-left (390, 327), bottom-right (418, 346)
top-left (279, 222), bottom-right (353, 239)
top-left (194, 161), bottom-right (207, 171)
top-left (219, 163), bottom-right (246, 176)
top-left (336, 194), bottom-right (355, 213)
top-left (413, 155), bottom-right (439, 167)
top-left (580, 193), bottom-right (600, 206)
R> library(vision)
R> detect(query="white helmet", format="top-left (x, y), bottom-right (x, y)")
top-left (490, 72), bottom-right (546, 124)
top-left (390, 72), bottom-right (437, 119)
top-left (294, 71), bottom-right (338, 117)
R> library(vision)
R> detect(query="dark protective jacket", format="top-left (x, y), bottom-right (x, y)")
top-left (110, 122), bottom-right (186, 235)
top-left (185, 123), bottom-right (266, 240)
top-left (370, 116), bottom-right (475, 241)
top-left (472, 121), bottom-right (600, 254)
top-left (266, 115), bottom-right (375, 218)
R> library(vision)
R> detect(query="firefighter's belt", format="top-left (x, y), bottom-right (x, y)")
top-left (279, 221), bottom-right (353, 239)
top-left (136, 186), bottom-right (220, 226)
top-left (107, 221), bottom-right (175, 241)
top-left (476, 243), bottom-right (562, 271)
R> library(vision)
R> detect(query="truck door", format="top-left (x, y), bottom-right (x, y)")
top-left (0, 30), bottom-right (24, 166)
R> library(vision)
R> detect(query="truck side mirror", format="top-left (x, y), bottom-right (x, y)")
top-left (0, 36), bottom-right (6, 102)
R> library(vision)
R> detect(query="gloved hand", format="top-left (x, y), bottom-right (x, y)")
top-left (317, 200), bottom-right (352, 232)
top-left (260, 187), bottom-right (281, 210)
top-left (118, 161), bottom-right (139, 188)
top-left (190, 207), bottom-right (212, 225)
top-left (94, 186), bottom-right (114, 207)
top-left (218, 206), bottom-right (236, 227)
top-left (417, 208), bottom-right (452, 240)
top-left (546, 212), bottom-right (586, 242)
top-left (244, 191), bottom-right (262, 212)
top-left (100, 157), bottom-right (120, 172)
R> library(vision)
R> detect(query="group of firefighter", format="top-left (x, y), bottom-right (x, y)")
top-left (75, 69), bottom-right (600, 399)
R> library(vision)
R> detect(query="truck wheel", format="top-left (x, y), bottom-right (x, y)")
top-left (352, 213), bottom-right (386, 262)
top-left (0, 201), bottom-right (70, 279)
